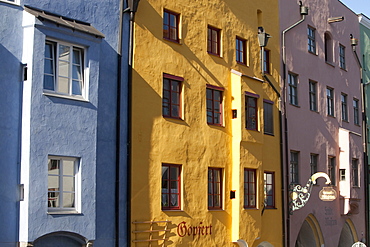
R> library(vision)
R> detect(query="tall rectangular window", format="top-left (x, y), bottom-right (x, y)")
top-left (310, 153), bottom-right (318, 175)
top-left (244, 169), bottom-right (257, 208)
top-left (328, 156), bottom-right (336, 185)
top-left (208, 168), bottom-right (222, 209)
top-left (161, 164), bottom-right (181, 210)
top-left (290, 151), bottom-right (299, 184)
top-left (352, 159), bottom-right (359, 187)
top-left (48, 157), bottom-right (79, 213)
top-left (236, 37), bottom-right (246, 64)
top-left (264, 49), bottom-right (270, 74)
top-left (339, 44), bottom-right (346, 69)
top-left (354, 98), bottom-right (360, 125)
top-left (263, 100), bottom-right (273, 135)
top-left (44, 40), bottom-right (85, 97)
top-left (288, 73), bottom-right (298, 106)
top-left (307, 26), bottom-right (316, 54)
top-left (207, 25), bottom-right (221, 56)
top-left (245, 93), bottom-right (259, 131)
top-left (206, 86), bottom-right (223, 125)
top-left (327, 87), bottom-right (334, 117)
top-left (264, 172), bottom-right (275, 208)
top-left (341, 93), bottom-right (348, 121)
top-left (163, 9), bottom-right (179, 42)
top-left (309, 80), bottom-right (317, 111)
top-left (162, 74), bottom-right (182, 119)
top-left (308, 26), bottom-right (316, 54)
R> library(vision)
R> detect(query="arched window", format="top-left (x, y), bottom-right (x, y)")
top-left (33, 232), bottom-right (89, 247)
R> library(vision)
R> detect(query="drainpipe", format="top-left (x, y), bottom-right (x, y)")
top-left (351, 34), bottom-right (369, 244)
top-left (281, 2), bottom-right (308, 247)
top-left (116, 1), bottom-right (140, 246)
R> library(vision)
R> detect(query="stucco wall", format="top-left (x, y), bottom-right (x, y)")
top-left (132, 0), bottom-right (282, 246)
top-left (280, 0), bottom-right (365, 246)
top-left (0, 2), bottom-right (24, 246)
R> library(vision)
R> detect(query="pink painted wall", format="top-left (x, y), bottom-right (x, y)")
top-left (280, 0), bottom-right (366, 246)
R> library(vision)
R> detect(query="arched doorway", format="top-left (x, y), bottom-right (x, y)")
top-left (338, 219), bottom-right (357, 247)
top-left (32, 231), bottom-right (89, 247)
top-left (295, 214), bottom-right (324, 247)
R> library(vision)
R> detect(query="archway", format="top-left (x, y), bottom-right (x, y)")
top-left (32, 231), bottom-right (88, 247)
top-left (295, 214), bottom-right (324, 247)
top-left (338, 219), bottom-right (358, 247)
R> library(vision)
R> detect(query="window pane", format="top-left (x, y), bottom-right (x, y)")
top-left (58, 44), bottom-right (70, 61)
top-left (48, 176), bottom-right (59, 190)
top-left (45, 43), bottom-right (54, 59)
top-left (58, 61), bottom-right (69, 77)
top-left (44, 75), bottom-right (55, 91)
top-left (58, 77), bottom-right (69, 94)
top-left (72, 49), bottom-right (82, 65)
top-left (44, 59), bottom-right (54, 75)
top-left (72, 80), bottom-right (82, 95)
top-left (62, 192), bottom-right (75, 207)
top-left (63, 177), bottom-right (75, 192)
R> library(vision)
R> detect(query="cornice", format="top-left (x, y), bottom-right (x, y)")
top-left (359, 14), bottom-right (370, 30)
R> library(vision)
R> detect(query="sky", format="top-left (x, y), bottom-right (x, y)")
top-left (340, 0), bottom-right (370, 17)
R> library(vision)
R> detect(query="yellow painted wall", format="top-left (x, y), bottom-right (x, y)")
top-left (131, 0), bottom-right (282, 246)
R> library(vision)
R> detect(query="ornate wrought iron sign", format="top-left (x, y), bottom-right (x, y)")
top-left (290, 172), bottom-right (332, 213)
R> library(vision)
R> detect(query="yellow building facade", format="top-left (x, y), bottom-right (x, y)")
top-left (131, 0), bottom-right (282, 246)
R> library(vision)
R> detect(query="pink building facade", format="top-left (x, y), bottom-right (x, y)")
top-left (280, 0), bottom-right (367, 246)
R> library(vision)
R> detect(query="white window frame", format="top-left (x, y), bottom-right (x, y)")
top-left (47, 156), bottom-right (81, 214)
top-left (0, 0), bottom-right (19, 5)
top-left (43, 39), bottom-right (88, 101)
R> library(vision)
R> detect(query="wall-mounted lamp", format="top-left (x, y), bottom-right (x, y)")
top-left (299, 1), bottom-right (309, 15)
top-left (328, 16), bottom-right (344, 23)
top-left (258, 27), bottom-right (271, 47)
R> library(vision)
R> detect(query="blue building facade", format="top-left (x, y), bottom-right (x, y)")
top-left (0, 0), bottom-right (131, 246)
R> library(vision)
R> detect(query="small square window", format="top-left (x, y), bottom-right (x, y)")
top-left (339, 169), bottom-right (346, 181)
top-left (163, 9), bottom-right (180, 43)
top-left (208, 168), bottom-right (222, 209)
top-left (207, 26), bottom-right (221, 56)
top-left (44, 40), bottom-right (86, 99)
top-left (48, 156), bottom-right (79, 213)
top-left (161, 164), bottom-right (181, 210)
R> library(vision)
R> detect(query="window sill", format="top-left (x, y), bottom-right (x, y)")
top-left (48, 210), bottom-right (81, 215)
top-left (208, 209), bottom-right (224, 211)
top-left (310, 109), bottom-right (319, 113)
top-left (264, 132), bottom-right (274, 136)
top-left (0, 0), bottom-right (19, 6)
top-left (325, 61), bottom-right (335, 67)
top-left (237, 61), bottom-right (248, 67)
top-left (208, 123), bottom-right (224, 128)
top-left (207, 52), bottom-right (222, 58)
top-left (163, 37), bottom-right (182, 45)
top-left (162, 209), bottom-right (183, 212)
top-left (340, 67), bottom-right (347, 72)
top-left (308, 50), bottom-right (317, 56)
top-left (289, 103), bottom-right (300, 108)
top-left (43, 91), bottom-right (89, 102)
top-left (163, 116), bottom-right (183, 121)
top-left (243, 207), bottom-right (257, 210)
top-left (327, 114), bottom-right (335, 119)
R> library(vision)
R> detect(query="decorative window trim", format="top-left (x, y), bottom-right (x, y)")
top-left (161, 164), bottom-right (181, 210)
top-left (43, 39), bottom-right (88, 101)
top-left (47, 156), bottom-right (80, 214)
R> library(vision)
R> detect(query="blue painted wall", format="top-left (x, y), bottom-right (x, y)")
top-left (0, 2), bottom-right (24, 246)
top-left (0, 0), bottom-right (130, 246)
